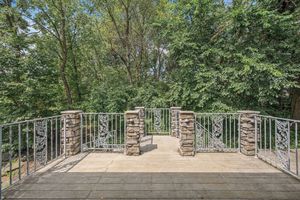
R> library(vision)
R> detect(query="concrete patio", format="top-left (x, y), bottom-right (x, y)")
top-left (3, 136), bottom-right (300, 199)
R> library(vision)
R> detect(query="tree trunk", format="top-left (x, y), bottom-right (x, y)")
top-left (59, 0), bottom-right (73, 107)
top-left (292, 88), bottom-right (300, 120)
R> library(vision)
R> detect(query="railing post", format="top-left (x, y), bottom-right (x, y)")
top-left (125, 110), bottom-right (140, 156)
top-left (171, 107), bottom-right (181, 137)
top-left (61, 110), bottom-right (82, 157)
top-left (135, 107), bottom-right (145, 138)
top-left (238, 110), bottom-right (260, 156)
top-left (179, 111), bottom-right (195, 156)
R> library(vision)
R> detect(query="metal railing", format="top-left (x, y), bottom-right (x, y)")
top-left (0, 115), bottom-right (65, 198)
top-left (255, 115), bottom-right (300, 178)
top-left (145, 108), bottom-right (170, 135)
top-left (195, 113), bottom-right (240, 152)
top-left (80, 113), bottom-right (125, 152)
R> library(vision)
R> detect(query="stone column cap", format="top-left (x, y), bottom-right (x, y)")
top-left (135, 107), bottom-right (145, 109)
top-left (125, 110), bottom-right (140, 114)
top-left (180, 111), bottom-right (194, 114)
top-left (171, 107), bottom-right (181, 109)
top-left (237, 110), bottom-right (260, 114)
top-left (61, 110), bottom-right (83, 114)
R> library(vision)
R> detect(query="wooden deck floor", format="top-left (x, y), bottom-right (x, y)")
top-left (3, 136), bottom-right (300, 199)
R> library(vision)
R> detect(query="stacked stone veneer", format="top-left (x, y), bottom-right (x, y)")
top-left (179, 111), bottom-right (195, 156)
top-left (61, 110), bottom-right (82, 156)
top-left (238, 110), bottom-right (260, 156)
top-left (125, 110), bottom-right (140, 156)
top-left (135, 107), bottom-right (145, 138)
top-left (171, 107), bottom-right (181, 138)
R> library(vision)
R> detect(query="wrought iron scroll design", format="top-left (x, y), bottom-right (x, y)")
top-left (97, 114), bottom-right (111, 148)
top-left (210, 116), bottom-right (226, 150)
top-left (275, 120), bottom-right (290, 170)
top-left (195, 121), bottom-right (205, 150)
top-left (154, 109), bottom-right (161, 133)
top-left (35, 120), bottom-right (47, 165)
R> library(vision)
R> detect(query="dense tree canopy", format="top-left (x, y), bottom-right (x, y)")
top-left (1, 0), bottom-right (300, 123)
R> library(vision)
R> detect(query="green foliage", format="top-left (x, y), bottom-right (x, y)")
top-left (1, 0), bottom-right (300, 123)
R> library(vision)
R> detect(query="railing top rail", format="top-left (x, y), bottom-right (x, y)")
top-left (82, 112), bottom-right (124, 115)
top-left (195, 112), bottom-right (239, 115)
top-left (0, 115), bottom-right (62, 127)
top-left (145, 108), bottom-right (170, 110)
top-left (257, 115), bottom-right (300, 123)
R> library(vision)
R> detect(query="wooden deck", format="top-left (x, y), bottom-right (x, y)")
top-left (3, 136), bottom-right (300, 199)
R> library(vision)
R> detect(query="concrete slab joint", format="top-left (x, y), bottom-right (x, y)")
top-left (61, 110), bottom-right (83, 157)
top-left (179, 111), bottom-right (195, 156)
top-left (238, 110), bottom-right (260, 156)
top-left (125, 110), bottom-right (140, 156)
top-left (171, 107), bottom-right (181, 138)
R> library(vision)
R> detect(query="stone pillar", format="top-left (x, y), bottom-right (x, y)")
top-left (238, 110), bottom-right (260, 156)
top-left (125, 110), bottom-right (140, 156)
top-left (179, 111), bottom-right (195, 156)
top-left (61, 110), bottom-right (82, 156)
top-left (171, 107), bottom-right (181, 137)
top-left (135, 107), bottom-right (145, 138)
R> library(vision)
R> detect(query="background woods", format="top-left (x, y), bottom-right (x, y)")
top-left (0, 0), bottom-right (300, 122)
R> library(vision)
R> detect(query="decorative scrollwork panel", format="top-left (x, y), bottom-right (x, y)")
top-left (275, 120), bottom-right (290, 170)
top-left (209, 116), bottom-right (226, 150)
top-left (154, 109), bottom-right (161, 133)
top-left (35, 120), bottom-right (47, 165)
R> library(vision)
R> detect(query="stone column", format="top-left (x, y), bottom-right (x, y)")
top-left (135, 107), bottom-right (145, 138)
top-left (61, 110), bottom-right (82, 156)
top-left (125, 110), bottom-right (140, 156)
top-left (238, 110), bottom-right (260, 156)
top-left (171, 107), bottom-right (181, 137)
top-left (179, 111), bottom-right (195, 156)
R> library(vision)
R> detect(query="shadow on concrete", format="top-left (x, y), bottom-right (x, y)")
top-left (4, 171), bottom-right (300, 199)
top-left (140, 144), bottom-right (158, 154)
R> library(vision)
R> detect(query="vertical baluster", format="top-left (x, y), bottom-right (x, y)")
top-left (33, 121), bottom-right (36, 171)
top-left (93, 114), bottom-right (96, 149)
top-left (26, 122), bottom-right (29, 175)
top-left (80, 114), bottom-right (83, 152)
top-left (0, 126), bottom-right (2, 199)
top-left (51, 119), bottom-right (53, 160)
top-left (110, 114), bottom-right (113, 147)
top-left (229, 115), bottom-right (232, 150)
top-left (203, 115), bottom-right (206, 149)
top-left (60, 118), bottom-right (62, 155)
top-left (9, 126), bottom-right (12, 185)
top-left (259, 117), bottom-right (262, 151)
top-left (275, 119), bottom-right (277, 164)
top-left (295, 122), bottom-right (298, 176)
top-left (207, 115), bottom-right (210, 149)
top-left (269, 118), bottom-right (272, 154)
top-left (225, 115), bottom-right (228, 148)
top-left (85, 115), bottom-right (87, 147)
top-left (238, 114), bottom-right (241, 152)
top-left (264, 118), bottom-right (267, 153)
top-left (45, 120), bottom-right (48, 164)
top-left (287, 122), bottom-right (291, 171)
top-left (115, 114), bottom-right (117, 144)
top-left (89, 114), bottom-right (92, 148)
top-left (18, 124), bottom-right (21, 180)
top-left (55, 117), bottom-right (58, 158)
top-left (255, 116), bottom-right (258, 157)
top-left (234, 114), bottom-right (236, 149)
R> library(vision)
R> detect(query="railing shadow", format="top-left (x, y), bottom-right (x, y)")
top-left (140, 144), bottom-right (158, 154)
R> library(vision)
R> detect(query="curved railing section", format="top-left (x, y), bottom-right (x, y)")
top-left (255, 115), bottom-right (299, 178)
top-left (0, 115), bottom-right (66, 196)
